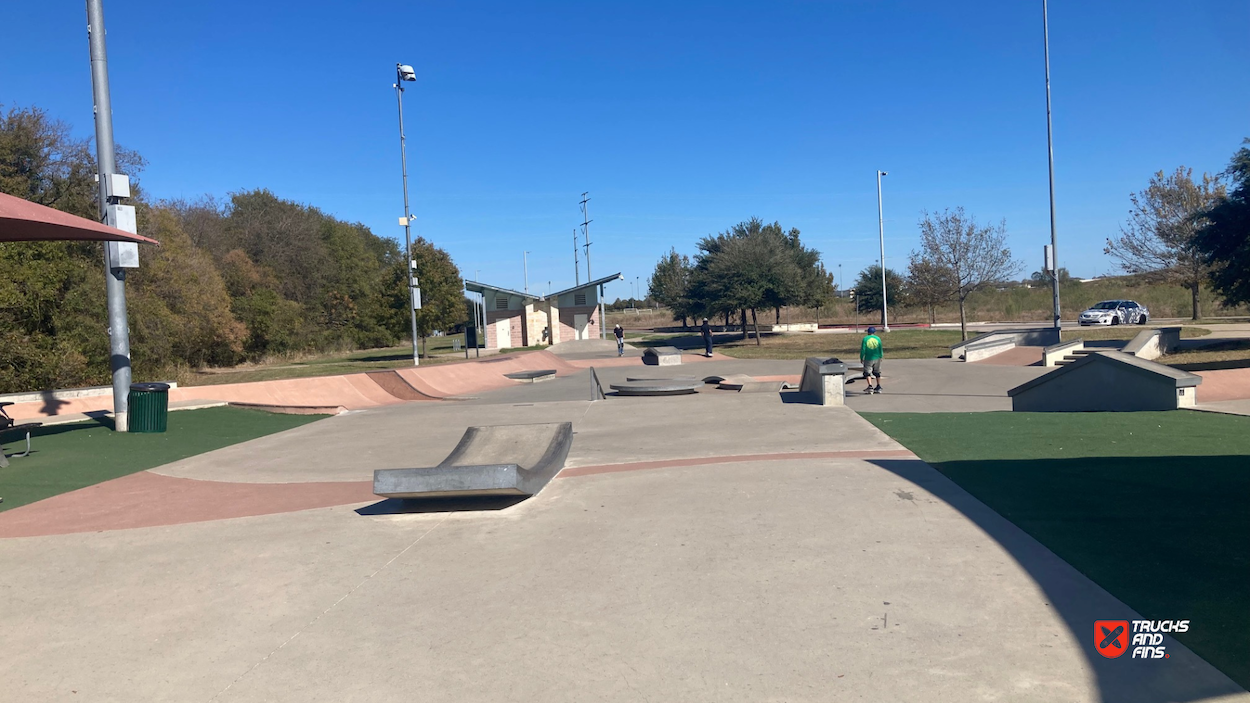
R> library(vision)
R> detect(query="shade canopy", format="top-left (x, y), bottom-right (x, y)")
top-left (0, 191), bottom-right (160, 245)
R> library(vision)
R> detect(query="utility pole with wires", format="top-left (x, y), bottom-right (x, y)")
top-left (573, 228), bottom-right (580, 285)
top-left (580, 192), bottom-right (604, 338)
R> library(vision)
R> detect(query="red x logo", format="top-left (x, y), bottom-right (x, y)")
top-left (1095, 620), bottom-right (1129, 658)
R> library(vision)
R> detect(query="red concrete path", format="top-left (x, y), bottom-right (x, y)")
top-left (0, 472), bottom-right (375, 538)
top-left (1196, 368), bottom-right (1250, 402)
top-left (0, 449), bottom-right (917, 538)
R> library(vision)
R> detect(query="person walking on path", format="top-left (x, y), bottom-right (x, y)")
top-left (701, 318), bottom-right (713, 357)
top-left (614, 324), bottom-right (625, 356)
top-left (860, 326), bottom-right (884, 394)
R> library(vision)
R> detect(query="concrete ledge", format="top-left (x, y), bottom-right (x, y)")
top-left (768, 323), bottom-right (818, 333)
top-left (963, 336), bottom-right (1016, 362)
top-left (373, 422), bottom-right (573, 499)
top-left (1123, 327), bottom-right (1182, 361)
top-left (1043, 339), bottom-right (1084, 367)
top-left (609, 380), bottom-right (700, 396)
top-left (227, 402), bottom-right (347, 415)
top-left (0, 381), bottom-right (179, 405)
top-left (504, 369), bottom-right (557, 383)
top-left (950, 328), bottom-right (1060, 359)
top-left (642, 347), bottom-right (682, 366)
top-left (1009, 351), bottom-right (1201, 412)
top-left (798, 357), bottom-right (847, 406)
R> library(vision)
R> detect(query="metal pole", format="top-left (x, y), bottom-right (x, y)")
top-left (877, 170), bottom-right (890, 332)
top-left (86, 0), bottom-right (132, 432)
top-left (573, 228), bottom-right (580, 285)
top-left (395, 66), bottom-right (419, 365)
top-left (523, 251), bottom-right (529, 293)
top-left (1043, 0), bottom-right (1062, 332)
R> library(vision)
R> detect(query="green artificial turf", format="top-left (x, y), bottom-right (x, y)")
top-left (0, 406), bottom-right (325, 513)
top-left (861, 410), bottom-right (1250, 689)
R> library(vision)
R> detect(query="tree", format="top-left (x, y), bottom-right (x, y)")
top-left (852, 265), bottom-right (904, 321)
top-left (905, 257), bottom-right (954, 324)
top-left (406, 237), bottom-right (464, 357)
top-left (129, 207), bottom-right (246, 370)
top-left (1196, 139), bottom-right (1250, 307)
top-left (1105, 167), bottom-right (1225, 320)
top-left (685, 218), bottom-right (831, 342)
top-left (916, 208), bottom-right (1021, 340)
top-left (648, 248), bottom-right (693, 326)
top-left (1028, 267), bottom-right (1071, 286)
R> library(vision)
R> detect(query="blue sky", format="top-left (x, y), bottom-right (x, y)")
top-left (4, 1), bottom-right (1248, 300)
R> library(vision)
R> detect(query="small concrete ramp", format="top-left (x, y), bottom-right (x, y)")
top-left (365, 370), bottom-right (441, 401)
top-left (373, 422), bottom-right (573, 499)
top-left (395, 350), bottom-right (579, 398)
top-left (173, 373), bottom-right (401, 412)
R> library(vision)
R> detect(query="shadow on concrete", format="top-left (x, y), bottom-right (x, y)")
top-left (866, 456), bottom-right (1249, 702)
top-left (38, 390), bottom-right (67, 416)
top-left (1169, 358), bottom-right (1250, 372)
top-left (356, 495), bottom-right (527, 515)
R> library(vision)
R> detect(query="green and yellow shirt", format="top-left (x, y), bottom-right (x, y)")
top-left (860, 334), bottom-right (883, 362)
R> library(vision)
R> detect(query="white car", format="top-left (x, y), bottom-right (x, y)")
top-left (1078, 300), bottom-right (1150, 326)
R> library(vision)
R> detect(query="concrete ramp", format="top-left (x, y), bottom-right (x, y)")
top-left (365, 370), bottom-right (441, 401)
top-left (372, 422), bottom-right (573, 499)
top-left (1009, 351), bottom-right (1200, 412)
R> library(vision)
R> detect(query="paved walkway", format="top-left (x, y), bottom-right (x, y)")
top-left (0, 353), bottom-right (1244, 701)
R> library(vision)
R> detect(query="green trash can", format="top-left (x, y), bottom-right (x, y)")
top-left (128, 382), bottom-right (170, 433)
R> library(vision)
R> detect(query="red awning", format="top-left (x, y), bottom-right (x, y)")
top-left (0, 191), bottom-right (160, 245)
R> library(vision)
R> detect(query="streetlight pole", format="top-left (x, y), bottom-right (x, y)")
top-left (1043, 0), bottom-right (1062, 333)
top-left (86, 0), bottom-right (133, 432)
top-left (394, 63), bottom-right (420, 366)
top-left (876, 170), bottom-right (890, 332)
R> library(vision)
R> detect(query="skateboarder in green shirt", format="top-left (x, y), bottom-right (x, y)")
top-left (860, 326), bottom-right (884, 394)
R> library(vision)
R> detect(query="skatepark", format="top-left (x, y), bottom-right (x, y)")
top-left (2, 338), bottom-right (1248, 702)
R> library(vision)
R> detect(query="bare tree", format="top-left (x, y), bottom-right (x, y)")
top-left (1105, 167), bottom-right (1225, 320)
top-left (905, 256), bottom-right (954, 324)
top-left (916, 208), bottom-right (1021, 340)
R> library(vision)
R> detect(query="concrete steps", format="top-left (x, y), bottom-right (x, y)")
top-left (1056, 349), bottom-right (1097, 365)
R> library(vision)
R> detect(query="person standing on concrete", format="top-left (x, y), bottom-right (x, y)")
top-left (700, 318), bottom-right (713, 357)
top-left (860, 326), bottom-right (884, 394)
top-left (614, 324), bottom-right (625, 356)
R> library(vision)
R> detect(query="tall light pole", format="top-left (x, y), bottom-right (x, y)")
top-left (87, 0), bottom-right (134, 431)
top-left (394, 62), bottom-right (420, 365)
top-left (1043, 0), bottom-right (1062, 333)
top-left (838, 263), bottom-right (843, 292)
top-left (876, 170), bottom-right (890, 332)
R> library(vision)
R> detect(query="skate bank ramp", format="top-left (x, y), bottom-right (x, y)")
top-left (372, 422), bottom-right (573, 499)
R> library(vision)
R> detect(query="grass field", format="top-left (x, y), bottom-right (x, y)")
top-left (862, 410), bottom-right (1250, 688)
top-left (1064, 326), bottom-right (1210, 342)
top-left (1162, 339), bottom-right (1250, 370)
top-left (633, 326), bottom-right (1213, 360)
top-left (0, 407), bottom-right (325, 512)
top-left (186, 335), bottom-right (474, 386)
top-left (634, 329), bottom-right (966, 360)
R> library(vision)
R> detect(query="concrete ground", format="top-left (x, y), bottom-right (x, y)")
top-left (0, 352), bottom-right (1244, 702)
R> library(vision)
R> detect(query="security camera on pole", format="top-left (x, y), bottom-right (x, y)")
top-left (394, 62), bottom-right (420, 365)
